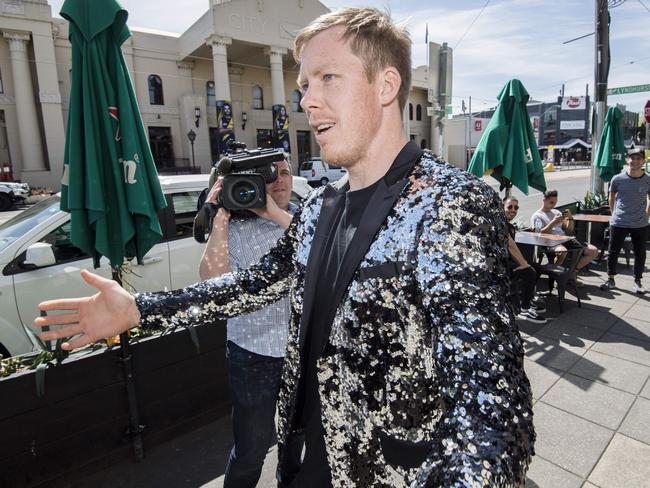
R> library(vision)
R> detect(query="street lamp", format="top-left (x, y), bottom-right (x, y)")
top-left (187, 129), bottom-right (196, 168)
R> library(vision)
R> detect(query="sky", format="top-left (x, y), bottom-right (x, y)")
top-left (48, 0), bottom-right (650, 117)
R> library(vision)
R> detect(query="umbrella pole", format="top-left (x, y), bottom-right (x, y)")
top-left (113, 268), bottom-right (145, 462)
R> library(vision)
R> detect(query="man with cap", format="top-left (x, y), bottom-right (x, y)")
top-left (600, 147), bottom-right (650, 293)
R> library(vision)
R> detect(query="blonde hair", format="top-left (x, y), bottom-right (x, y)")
top-left (294, 7), bottom-right (412, 112)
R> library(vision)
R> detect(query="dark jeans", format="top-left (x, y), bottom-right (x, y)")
top-left (510, 264), bottom-right (537, 309)
top-left (607, 225), bottom-right (648, 280)
top-left (224, 341), bottom-right (292, 488)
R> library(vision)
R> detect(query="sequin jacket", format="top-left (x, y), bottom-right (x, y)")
top-left (136, 150), bottom-right (535, 487)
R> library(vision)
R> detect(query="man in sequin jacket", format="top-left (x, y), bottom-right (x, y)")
top-left (37, 7), bottom-right (535, 487)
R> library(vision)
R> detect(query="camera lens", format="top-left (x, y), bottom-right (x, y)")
top-left (230, 180), bottom-right (258, 206)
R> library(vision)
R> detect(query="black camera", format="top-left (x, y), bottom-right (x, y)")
top-left (216, 142), bottom-right (285, 210)
top-left (193, 142), bottom-right (286, 243)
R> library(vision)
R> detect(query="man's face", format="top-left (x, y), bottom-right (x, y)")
top-left (266, 160), bottom-right (292, 210)
top-left (629, 154), bottom-right (645, 171)
top-left (504, 199), bottom-right (519, 222)
top-left (543, 196), bottom-right (557, 211)
top-left (297, 27), bottom-right (383, 168)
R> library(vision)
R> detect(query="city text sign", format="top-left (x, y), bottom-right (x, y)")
top-left (607, 84), bottom-right (650, 95)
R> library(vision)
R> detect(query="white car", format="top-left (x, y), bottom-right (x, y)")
top-left (0, 181), bottom-right (30, 211)
top-left (0, 174), bottom-right (310, 358)
top-left (299, 158), bottom-right (347, 186)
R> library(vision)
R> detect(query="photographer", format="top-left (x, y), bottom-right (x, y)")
top-left (199, 157), bottom-right (300, 488)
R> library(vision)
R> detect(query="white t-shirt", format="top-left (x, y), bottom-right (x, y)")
top-left (531, 209), bottom-right (564, 236)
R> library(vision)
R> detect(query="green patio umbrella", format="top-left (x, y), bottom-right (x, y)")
top-left (59, 0), bottom-right (167, 461)
top-left (60, 0), bottom-right (166, 269)
top-left (595, 106), bottom-right (626, 182)
top-left (468, 79), bottom-right (546, 195)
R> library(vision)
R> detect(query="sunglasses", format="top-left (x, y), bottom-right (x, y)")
top-left (506, 205), bottom-right (519, 210)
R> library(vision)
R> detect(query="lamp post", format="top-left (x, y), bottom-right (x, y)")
top-left (187, 129), bottom-right (196, 169)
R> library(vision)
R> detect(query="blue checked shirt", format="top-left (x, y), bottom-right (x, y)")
top-left (226, 204), bottom-right (295, 358)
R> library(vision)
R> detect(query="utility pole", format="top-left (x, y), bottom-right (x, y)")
top-left (591, 0), bottom-right (609, 194)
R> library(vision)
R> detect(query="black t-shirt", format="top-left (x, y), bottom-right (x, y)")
top-left (291, 181), bottom-right (379, 487)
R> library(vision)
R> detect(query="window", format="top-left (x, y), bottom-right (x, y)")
top-left (39, 221), bottom-right (89, 265)
top-left (206, 81), bottom-right (215, 107)
top-left (420, 139), bottom-right (427, 150)
top-left (0, 68), bottom-right (4, 93)
top-left (416, 104), bottom-right (422, 121)
top-left (408, 103), bottom-right (413, 121)
top-left (148, 74), bottom-right (164, 105)
top-left (252, 85), bottom-right (264, 110)
top-left (256, 129), bottom-right (273, 148)
top-left (292, 89), bottom-right (302, 112)
top-left (171, 191), bottom-right (202, 240)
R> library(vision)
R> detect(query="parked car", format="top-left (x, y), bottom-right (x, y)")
top-left (0, 174), bottom-right (311, 358)
top-left (0, 182), bottom-right (30, 212)
top-left (299, 158), bottom-right (347, 186)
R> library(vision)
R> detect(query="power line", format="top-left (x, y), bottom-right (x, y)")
top-left (638, 0), bottom-right (650, 13)
top-left (453, 0), bottom-right (490, 51)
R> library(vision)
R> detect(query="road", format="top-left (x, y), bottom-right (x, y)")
top-left (481, 168), bottom-right (593, 226)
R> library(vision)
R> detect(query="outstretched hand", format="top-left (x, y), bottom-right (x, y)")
top-left (34, 269), bottom-right (141, 351)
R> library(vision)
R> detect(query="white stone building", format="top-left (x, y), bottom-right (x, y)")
top-left (0, 0), bottom-right (435, 189)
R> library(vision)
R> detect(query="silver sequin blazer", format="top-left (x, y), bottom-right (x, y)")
top-left (137, 150), bottom-right (535, 487)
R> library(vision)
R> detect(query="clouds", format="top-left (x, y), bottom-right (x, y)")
top-left (48, 0), bottom-right (649, 115)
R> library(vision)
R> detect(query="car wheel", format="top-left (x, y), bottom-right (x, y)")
top-left (320, 177), bottom-right (329, 186)
top-left (0, 193), bottom-right (12, 212)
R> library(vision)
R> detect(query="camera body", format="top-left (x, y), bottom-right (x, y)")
top-left (193, 142), bottom-right (286, 243)
top-left (217, 143), bottom-right (285, 210)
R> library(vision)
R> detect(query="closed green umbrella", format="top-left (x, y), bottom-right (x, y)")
top-left (468, 79), bottom-right (546, 195)
top-left (60, 0), bottom-right (166, 269)
top-left (59, 0), bottom-right (167, 461)
top-left (595, 106), bottom-right (626, 182)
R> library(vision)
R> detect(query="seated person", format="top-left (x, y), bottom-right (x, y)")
top-left (504, 197), bottom-right (548, 324)
top-left (531, 189), bottom-right (598, 281)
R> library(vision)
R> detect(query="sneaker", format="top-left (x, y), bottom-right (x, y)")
top-left (600, 278), bottom-right (616, 291)
top-left (533, 302), bottom-right (547, 314)
top-left (634, 280), bottom-right (646, 295)
top-left (517, 307), bottom-right (548, 324)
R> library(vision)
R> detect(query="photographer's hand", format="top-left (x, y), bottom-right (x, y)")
top-left (252, 193), bottom-right (292, 229)
top-left (199, 179), bottom-right (232, 280)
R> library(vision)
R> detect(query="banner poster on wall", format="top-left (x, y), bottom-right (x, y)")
top-left (272, 104), bottom-right (291, 152)
top-left (216, 100), bottom-right (236, 154)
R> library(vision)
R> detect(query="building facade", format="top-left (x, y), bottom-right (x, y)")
top-left (0, 0), bottom-right (439, 189)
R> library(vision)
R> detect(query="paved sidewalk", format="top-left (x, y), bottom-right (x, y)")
top-left (71, 259), bottom-right (650, 488)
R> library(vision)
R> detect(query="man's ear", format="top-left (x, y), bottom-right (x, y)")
top-left (379, 66), bottom-right (401, 107)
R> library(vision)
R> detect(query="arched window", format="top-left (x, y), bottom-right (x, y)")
top-left (252, 85), bottom-right (264, 110)
top-left (416, 104), bottom-right (422, 121)
top-left (148, 74), bottom-right (164, 105)
top-left (206, 81), bottom-right (215, 107)
top-left (292, 89), bottom-right (302, 112)
top-left (408, 103), bottom-right (413, 121)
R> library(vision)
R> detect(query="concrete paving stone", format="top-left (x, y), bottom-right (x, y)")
top-left (591, 332), bottom-right (650, 367)
top-left (524, 456), bottom-right (584, 488)
top-left (535, 322), bottom-right (605, 346)
top-left (554, 307), bottom-right (619, 331)
top-left (588, 434), bottom-right (650, 487)
top-left (581, 483), bottom-right (599, 488)
top-left (524, 335), bottom-right (589, 372)
top-left (532, 402), bottom-right (613, 478)
top-left (568, 350), bottom-right (650, 395)
top-left (641, 378), bottom-right (650, 399)
top-left (619, 397), bottom-right (650, 445)
top-left (623, 303), bottom-right (650, 324)
top-left (608, 317), bottom-right (650, 343)
top-left (518, 320), bottom-right (549, 337)
top-left (524, 359), bottom-right (563, 400)
top-left (540, 373), bottom-right (636, 430)
top-left (581, 295), bottom-right (636, 314)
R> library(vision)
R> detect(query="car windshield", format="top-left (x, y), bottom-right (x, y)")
top-left (0, 195), bottom-right (61, 253)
